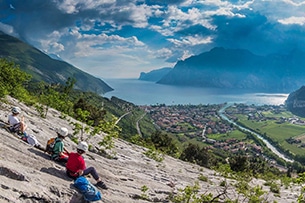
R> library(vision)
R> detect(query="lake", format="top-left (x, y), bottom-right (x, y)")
top-left (102, 79), bottom-right (289, 106)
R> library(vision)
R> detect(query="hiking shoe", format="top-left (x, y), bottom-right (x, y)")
top-left (96, 181), bottom-right (108, 190)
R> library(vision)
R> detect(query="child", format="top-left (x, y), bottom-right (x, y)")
top-left (66, 141), bottom-right (108, 189)
top-left (8, 106), bottom-right (27, 135)
top-left (51, 127), bottom-right (70, 163)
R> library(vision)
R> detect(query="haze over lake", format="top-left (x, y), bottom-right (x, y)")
top-left (103, 79), bottom-right (289, 106)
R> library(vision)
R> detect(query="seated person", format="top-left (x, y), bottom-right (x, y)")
top-left (66, 141), bottom-right (108, 189)
top-left (51, 127), bottom-right (70, 163)
top-left (8, 106), bottom-right (27, 135)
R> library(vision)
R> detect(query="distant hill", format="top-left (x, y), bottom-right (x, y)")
top-left (0, 31), bottom-right (113, 94)
top-left (138, 67), bottom-right (172, 82)
top-left (285, 86), bottom-right (305, 117)
top-left (157, 47), bottom-right (305, 92)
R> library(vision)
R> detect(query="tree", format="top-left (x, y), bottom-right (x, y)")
top-left (180, 143), bottom-right (200, 164)
top-left (96, 115), bottom-right (122, 151)
top-left (0, 58), bottom-right (31, 99)
top-left (229, 155), bottom-right (250, 172)
top-left (150, 131), bottom-right (179, 157)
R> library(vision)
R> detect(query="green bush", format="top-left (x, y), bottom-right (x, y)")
top-left (198, 174), bottom-right (208, 182)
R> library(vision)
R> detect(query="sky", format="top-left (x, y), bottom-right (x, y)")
top-left (0, 0), bottom-right (305, 79)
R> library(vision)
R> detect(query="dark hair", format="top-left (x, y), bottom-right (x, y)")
top-left (57, 133), bottom-right (65, 139)
top-left (77, 149), bottom-right (85, 154)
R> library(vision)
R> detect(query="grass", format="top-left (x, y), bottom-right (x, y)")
top-left (208, 130), bottom-right (247, 141)
top-left (234, 113), bottom-right (305, 156)
top-left (261, 110), bottom-right (296, 118)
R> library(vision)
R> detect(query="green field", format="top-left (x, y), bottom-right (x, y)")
top-left (208, 130), bottom-right (247, 141)
top-left (234, 113), bottom-right (305, 156)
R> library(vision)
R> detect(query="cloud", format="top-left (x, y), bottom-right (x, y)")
top-left (0, 22), bottom-right (16, 36)
top-left (1, 0), bottom-right (305, 78)
top-left (278, 16), bottom-right (305, 25)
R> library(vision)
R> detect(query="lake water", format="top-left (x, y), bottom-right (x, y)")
top-left (102, 79), bottom-right (289, 106)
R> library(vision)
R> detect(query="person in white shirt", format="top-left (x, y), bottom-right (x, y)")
top-left (8, 106), bottom-right (27, 134)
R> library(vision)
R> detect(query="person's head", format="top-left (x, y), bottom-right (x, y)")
top-left (57, 127), bottom-right (68, 139)
top-left (12, 106), bottom-right (21, 115)
top-left (77, 141), bottom-right (88, 154)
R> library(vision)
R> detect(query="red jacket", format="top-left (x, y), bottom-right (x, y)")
top-left (66, 152), bottom-right (86, 177)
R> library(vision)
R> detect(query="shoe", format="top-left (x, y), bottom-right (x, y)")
top-left (96, 181), bottom-right (108, 190)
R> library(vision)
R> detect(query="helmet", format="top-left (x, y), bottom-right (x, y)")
top-left (77, 141), bottom-right (88, 152)
top-left (12, 107), bottom-right (21, 114)
top-left (57, 127), bottom-right (68, 137)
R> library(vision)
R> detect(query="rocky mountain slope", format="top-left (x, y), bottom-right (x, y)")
top-left (157, 47), bottom-right (305, 92)
top-left (285, 85), bottom-right (305, 117)
top-left (139, 67), bottom-right (172, 82)
top-left (0, 96), bottom-right (302, 203)
top-left (0, 31), bottom-right (113, 94)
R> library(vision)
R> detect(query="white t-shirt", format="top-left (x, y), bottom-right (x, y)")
top-left (8, 114), bottom-right (20, 126)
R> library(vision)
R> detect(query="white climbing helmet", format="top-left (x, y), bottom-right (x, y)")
top-left (57, 127), bottom-right (68, 137)
top-left (77, 141), bottom-right (88, 152)
top-left (12, 106), bottom-right (21, 114)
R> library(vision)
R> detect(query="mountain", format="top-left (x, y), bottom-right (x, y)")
top-left (138, 67), bottom-right (172, 82)
top-left (0, 31), bottom-right (113, 94)
top-left (285, 86), bottom-right (305, 117)
top-left (157, 47), bottom-right (305, 92)
top-left (0, 96), bottom-right (300, 202)
top-left (47, 53), bottom-right (63, 61)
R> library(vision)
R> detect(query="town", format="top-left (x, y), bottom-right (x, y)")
top-left (139, 103), bottom-right (305, 157)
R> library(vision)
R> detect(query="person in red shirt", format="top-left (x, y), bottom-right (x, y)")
top-left (66, 141), bottom-right (108, 189)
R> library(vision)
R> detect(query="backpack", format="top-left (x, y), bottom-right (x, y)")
top-left (74, 176), bottom-right (102, 202)
top-left (45, 137), bottom-right (59, 155)
top-left (26, 134), bottom-right (40, 146)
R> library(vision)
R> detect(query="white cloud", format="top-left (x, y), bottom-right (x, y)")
top-left (157, 5), bottom-right (214, 37)
top-left (53, 0), bottom-right (115, 14)
top-left (39, 31), bottom-right (65, 53)
top-left (0, 23), bottom-right (17, 37)
top-left (168, 35), bottom-right (212, 47)
top-left (128, 4), bottom-right (153, 28)
top-left (278, 16), bottom-right (305, 25)
top-left (179, 50), bottom-right (193, 61)
top-left (282, 0), bottom-right (305, 6)
top-left (155, 48), bottom-right (173, 59)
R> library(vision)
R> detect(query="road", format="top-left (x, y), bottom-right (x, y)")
top-left (115, 111), bottom-right (146, 137)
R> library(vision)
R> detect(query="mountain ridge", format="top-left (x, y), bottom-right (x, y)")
top-left (0, 31), bottom-right (113, 95)
top-left (285, 86), bottom-right (305, 117)
top-left (138, 67), bottom-right (172, 82)
top-left (157, 47), bottom-right (305, 92)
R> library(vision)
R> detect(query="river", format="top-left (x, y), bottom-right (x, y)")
top-left (218, 103), bottom-right (294, 163)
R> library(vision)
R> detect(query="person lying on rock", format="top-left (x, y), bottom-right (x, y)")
top-left (51, 127), bottom-right (70, 163)
top-left (66, 141), bottom-right (108, 190)
top-left (8, 106), bottom-right (27, 135)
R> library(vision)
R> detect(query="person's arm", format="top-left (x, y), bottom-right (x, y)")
top-left (64, 147), bottom-right (70, 154)
top-left (77, 170), bottom-right (84, 176)
top-left (7, 115), bottom-right (12, 125)
top-left (58, 142), bottom-right (65, 156)
top-left (76, 158), bottom-right (86, 176)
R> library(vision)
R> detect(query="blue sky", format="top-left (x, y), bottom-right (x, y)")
top-left (1, 0), bottom-right (305, 79)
